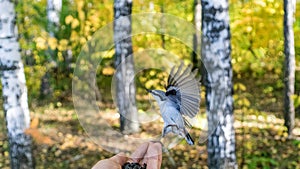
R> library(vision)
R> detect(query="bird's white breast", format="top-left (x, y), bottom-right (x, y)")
top-left (159, 101), bottom-right (184, 128)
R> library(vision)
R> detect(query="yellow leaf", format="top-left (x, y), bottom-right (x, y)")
top-left (25, 128), bottom-right (54, 145)
top-left (84, 25), bottom-right (91, 36)
top-left (71, 19), bottom-right (80, 29)
top-left (70, 31), bottom-right (78, 42)
top-left (57, 51), bottom-right (64, 62)
top-left (77, 0), bottom-right (84, 10)
top-left (48, 37), bottom-right (57, 50)
top-left (186, 14), bottom-right (193, 22)
top-left (58, 39), bottom-right (68, 51)
top-left (102, 67), bottom-right (115, 75)
top-left (79, 11), bottom-right (85, 21)
top-left (103, 50), bottom-right (114, 59)
top-left (35, 37), bottom-right (46, 50)
top-left (65, 15), bottom-right (73, 25)
top-left (89, 14), bottom-right (100, 24)
top-left (242, 98), bottom-right (250, 107)
top-left (30, 117), bottom-right (39, 129)
top-left (80, 37), bottom-right (86, 45)
top-left (25, 117), bottom-right (54, 145)
top-left (145, 80), bottom-right (154, 89)
top-left (149, 70), bottom-right (156, 76)
top-left (254, 0), bottom-right (266, 7)
top-left (239, 83), bottom-right (247, 91)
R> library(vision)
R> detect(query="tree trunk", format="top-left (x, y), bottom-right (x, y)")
top-left (160, 3), bottom-right (165, 49)
top-left (283, 0), bottom-right (296, 136)
top-left (201, 0), bottom-right (237, 168)
top-left (47, 0), bottom-right (61, 36)
top-left (40, 0), bottom-right (62, 99)
top-left (113, 0), bottom-right (139, 134)
top-left (192, 0), bottom-right (201, 70)
top-left (0, 1), bottom-right (34, 168)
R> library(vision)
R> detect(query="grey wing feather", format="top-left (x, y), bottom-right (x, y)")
top-left (183, 117), bottom-right (192, 128)
top-left (166, 62), bottom-right (201, 118)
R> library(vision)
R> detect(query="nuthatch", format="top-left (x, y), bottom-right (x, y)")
top-left (147, 63), bottom-right (201, 145)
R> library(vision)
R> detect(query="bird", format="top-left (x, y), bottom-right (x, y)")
top-left (147, 63), bottom-right (201, 145)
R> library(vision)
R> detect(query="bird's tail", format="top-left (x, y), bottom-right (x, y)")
top-left (185, 133), bottom-right (194, 145)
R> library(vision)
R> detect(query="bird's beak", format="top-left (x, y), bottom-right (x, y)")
top-left (146, 88), bottom-right (152, 93)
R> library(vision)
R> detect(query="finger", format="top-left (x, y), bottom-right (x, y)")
top-left (155, 143), bottom-right (163, 167)
top-left (146, 142), bottom-right (162, 159)
top-left (151, 142), bottom-right (163, 169)
top-left (143, 142), bottom-right (162, 169)
top-left (110, 152), bottom-right (128, 165)
top-left (130, 142), bottom-right (149, 163)
top-left (92, 159), bottom-right (121, 169)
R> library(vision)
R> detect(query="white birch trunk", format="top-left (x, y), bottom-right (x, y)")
top-left (283, 0), bottom-right (296, 136)
top-left (0, 1), bottom-right (34, 168)
top-left (192, 0), bottom-right (201, 68)
top-left (201, 0), bottom-right (237, 168)
top-left (41, 0), bottom-right (62, 98)
top-left (160, 3), bottom-right (165, 49)
top-left (47, 0), bottom-right (61, 37)
top-left (113, 0), bottom-right (139, 134)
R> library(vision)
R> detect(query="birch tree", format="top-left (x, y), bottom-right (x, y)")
top-left (47, 0), bottom-right (61, 37)
top-left (283, 0), bottom-right (296, 136)
top-left (113, 0), bottom-right (139, 133)
top-left (0, 1), bottom-right (34, 168)
top-left (192, 0), bottom-right (201, 70)
top-left (160, 2), bottom-right (165, 49)
top-left (201, 0), bottom-right (237, 168)
top-left (40, 0), bottom-right (62, 98)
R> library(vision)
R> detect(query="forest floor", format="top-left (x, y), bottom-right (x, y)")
top-left (0, 78), bottom-right (300, 168)
top-left (0, 104), bottom-right (299, 169)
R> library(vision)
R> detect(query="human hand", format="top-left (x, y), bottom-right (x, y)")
top-left (92, 141), bottom-right (162, 169)
top-left (129, 141), bottom-right (162, 169)
top-left (92, 152), bottom-right (128, 169)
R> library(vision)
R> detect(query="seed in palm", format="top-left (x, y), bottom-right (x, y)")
top-left (122, 162), bottom-right (147, 169)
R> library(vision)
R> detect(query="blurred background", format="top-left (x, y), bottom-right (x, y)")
top-left (0, 0), bottom-right (300, 168)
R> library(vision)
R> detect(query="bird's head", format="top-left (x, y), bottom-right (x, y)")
top-left (146, 89), bottom-right (167, 105)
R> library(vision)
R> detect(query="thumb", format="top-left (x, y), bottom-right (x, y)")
top-left (110, 152), bottom-right (128, 165)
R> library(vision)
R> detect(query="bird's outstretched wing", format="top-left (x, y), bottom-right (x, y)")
top-left (165, 63), bottom-right (201, 118)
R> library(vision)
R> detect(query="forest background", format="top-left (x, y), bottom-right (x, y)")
top-left (0, 0), bottom-right (300, 168)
